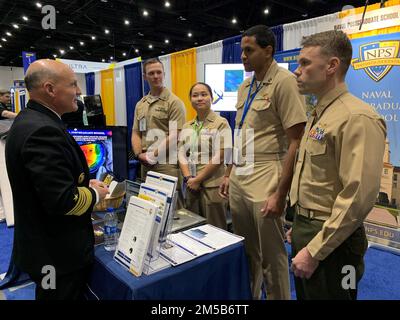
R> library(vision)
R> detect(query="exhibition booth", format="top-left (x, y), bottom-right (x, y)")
top-left (1, 0), bottom-right (400, 300)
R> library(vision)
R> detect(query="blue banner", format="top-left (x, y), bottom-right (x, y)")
top-left (274, 48), bottom-right (300, 72)
top-left (347, 33), bottom-right (400, 166)
top-left (22, 51), bottom-right (36, 74)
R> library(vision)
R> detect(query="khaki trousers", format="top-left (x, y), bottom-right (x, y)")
top-left (229, 160), bottom-right (290, 300)
top-left (186, 187), bottom-right (227, 230)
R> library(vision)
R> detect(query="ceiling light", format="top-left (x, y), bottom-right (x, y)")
top-left (124, 19), bottom-right (130, 25)
top-left (165, 1), bottom-right (170, 7)
top-left (148, 44), bottom-right (153, 49)
top-left (187, 32), bottom-right (192, 37)
top-left (105, 29), bottom-right (110, 34)
top-left (110, 56), bottom-right (114, 60)
top-left (53, 54), bottom-right (57, 58)
top-left (143, 10), bottom-right (149, 16)
top-left (165, 39), bottom-right (169, 44)
top-left (0, 44), bottom-right (2, 48)
top-left (59, 49), bottom-right (65, 54)
top-left (22, 16), bottom-right (29, 21)
top-left (1, 38), bottom-right (7, 42)
top-left (36, 2), bottom-right (42, 8)
top-left (102, 58), bottom-right (105, 62)
top-left (135, 49), bottom-right (139, 53)
top-left (91, 35), bottom-right (96, 40)
top-left (264, 8), bottom-right (269, 14)
top-left (80, 41), bottom-right (84, 46)
top-left (67, 20), bottom-right (74, 24)
top-left (6, 32), bottom-right (12, 37)
top-left (232, 18), bottom-right (237, 24)
top-left (12, 24), bottom-right (19, 29)
top-left (69, 46), bottom-right (74, 50)
top-left (122, 52), bottom-right (126, 56)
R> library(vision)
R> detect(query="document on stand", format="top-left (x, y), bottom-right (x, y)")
top-left (114, 196), bottom-right (158, 277)
top-left (182, 224), bottom-right (244, 250)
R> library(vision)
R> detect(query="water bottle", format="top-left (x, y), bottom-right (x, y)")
top-left (104, 207), bottom-right (119, 251)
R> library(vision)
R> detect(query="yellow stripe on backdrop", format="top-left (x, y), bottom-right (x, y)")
top-left (340, 0), bottom-right (400, 39)
top-left (171, 48), bottom-right (197, 122)
top-left (100, 68), bottom-right (115, 125)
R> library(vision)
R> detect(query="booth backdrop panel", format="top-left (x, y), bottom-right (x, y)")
top-left (347, 32), bottom-right (400, 169)
top-left (171, 48), bottom-right (197, 122)
top-left (271, 25), bottom-right (284, 53)
top-left (100, 69), bottom-right (115, 126)
top-left (94, 72), bottom-right (101, 95)
top-left (222, 35), bottom-right (242, 64)
top-left (113, 67), bottom-right (127, 126)
top-left (124, 62), bottom-right (144, 149)
top-left (159, 54), bottom-right (172, 91)
top-left (85, 72), bottom-right (95, 96)
top-left (196, 40), bottom-right (223, 82)
top-left (221, 36), bottom-right (242, 131)
top-left (76, 73), bottom-right (87, 96)
top-left (283, 13), bottom-right (338, 50)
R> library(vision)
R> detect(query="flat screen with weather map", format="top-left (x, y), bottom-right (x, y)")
top-left (68, 126), bottom-right (128, 180)
top-left (204, 63), bottom-right (289, 112)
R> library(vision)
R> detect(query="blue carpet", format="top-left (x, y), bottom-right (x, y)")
top-left (1, 223), bottom-right (399, 300)
top-left (0, 221), bottom-right (13, 275)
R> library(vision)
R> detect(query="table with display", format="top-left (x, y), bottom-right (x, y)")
top-left (86, 239), bottom-right (252, 300)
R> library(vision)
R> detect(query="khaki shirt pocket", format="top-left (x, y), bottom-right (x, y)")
top-left (153, 107), bottom-right (169, 119)
top-left (248, 98), bottom-right (272, 129)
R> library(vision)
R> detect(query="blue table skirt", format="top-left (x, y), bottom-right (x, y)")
top-left (87, 242), bottom-right (252, 300)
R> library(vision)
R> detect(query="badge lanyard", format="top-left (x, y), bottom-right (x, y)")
top-left (188, 119), bottom-right (203, 176)
top-left (238, 76), bottom-right (263, 131)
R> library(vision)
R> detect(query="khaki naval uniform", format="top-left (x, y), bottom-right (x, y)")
top-left (133, 87), bottom-right (186, 206)
top-left (289, 84), bottom-right (386, 299)
top-left (180, 111), bottom-right (231, 229)
top-left (229, 60), bottom-right (307, 299)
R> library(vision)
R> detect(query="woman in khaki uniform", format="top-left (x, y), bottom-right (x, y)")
top-left (178, 82), bottom-right (231, 230)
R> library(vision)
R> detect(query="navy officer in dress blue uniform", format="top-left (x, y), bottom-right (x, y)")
top-left (5, 59), bottom-right (109, 300)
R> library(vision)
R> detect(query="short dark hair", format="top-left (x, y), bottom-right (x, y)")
top-left (143, 57), bottom-right (164, 74)
top-left (0, 89), bottom-right (10, 95)
top-left (301, 30), bottom-right (353, 75)
top-left (189, 82), bottom-right (213, 100)
top-left (242, 25), bottom-right (276, 55)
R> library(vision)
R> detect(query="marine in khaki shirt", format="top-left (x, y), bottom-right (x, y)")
top-left (179, 83), bottom-right (232, 230)
top-left (289, 30), bottom-right (386, 300)
top-left (290, 83), bottom-right (386, 260)
top-left (220, 26), bottom-right (307, 300)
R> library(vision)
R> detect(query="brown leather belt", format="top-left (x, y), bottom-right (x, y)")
top-left (295, 205), bottom-right (329, 222)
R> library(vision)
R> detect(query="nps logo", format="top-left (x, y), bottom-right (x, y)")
top-left (351, 40), bottom-right (400, 82)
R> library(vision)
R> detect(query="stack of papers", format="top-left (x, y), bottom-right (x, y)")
top-left (159, 224), bottom-right (244, 266)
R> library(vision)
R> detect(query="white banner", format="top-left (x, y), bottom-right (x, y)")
top-left (335, 5), bottom-right (400, 35)
top-left (58, 58), bottom-right (111, 73)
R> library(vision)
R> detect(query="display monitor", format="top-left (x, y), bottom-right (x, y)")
top-left (83, 95), bottom-right (106, 127)
top-left (68, 126), bottom-right (128, 181)
top-left (204, 63), bottom-right (289, 112)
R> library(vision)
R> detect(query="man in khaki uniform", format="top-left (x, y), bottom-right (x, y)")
top-left (179, 83), bottom-right (232, 229)
top-left (289, 30), bottom-right (386, 300)
top-left (219, 25), bottom-right (307, 299)
top-left (131, 58), bottom-right (186, 207)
